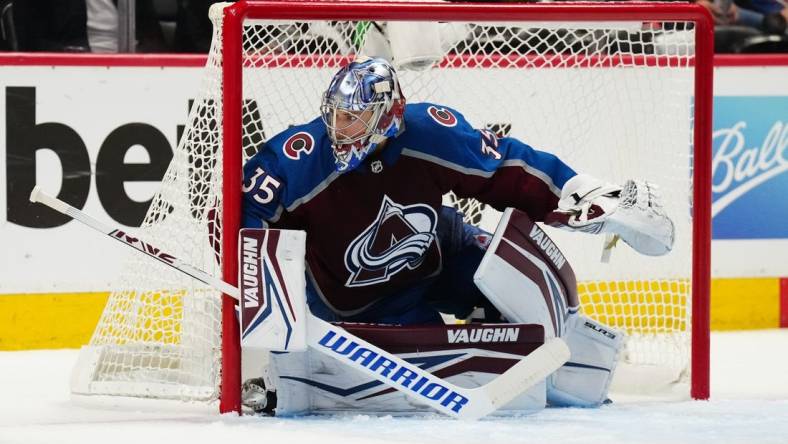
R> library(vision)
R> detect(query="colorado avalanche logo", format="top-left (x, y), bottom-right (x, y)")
top-left (283, 132), bottom-right (314, 160)
top-left (427, 106), bottom-right (458, 127)
top-left (345, 196), bottom-right (438, 287)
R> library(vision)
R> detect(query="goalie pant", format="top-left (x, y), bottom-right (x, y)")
top-left (259, 208), bottom-right (623, 414)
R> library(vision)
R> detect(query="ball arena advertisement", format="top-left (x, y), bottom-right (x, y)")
top-left (711, 96), bottom-right (788, 240)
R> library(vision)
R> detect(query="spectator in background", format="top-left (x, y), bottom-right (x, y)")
top-left (697, 0), bottom-right (788, 52)
top-left (4, 0), bottom-right (168, 53)
top-left (12, 0), bottom-right (90, 51)
top-left (87, 0), bottom-right (119, 52)
top-left (86, 0), bottom-right (168, 52)
top-left (174, 0), bottom-right (224, 53)
top-left (697, 0), bottom-right (739, 25)
top-left (732, 0), bottom-right (788, 35)
top-left (135, 0), bottom-right (170, 52)
top-left (698, 0), bottom-right (787, 37)
top-left (87, 0), bottom-right (222, 54)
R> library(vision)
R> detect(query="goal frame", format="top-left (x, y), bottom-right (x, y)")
top-left (218, 0), bottom-right (714, 414)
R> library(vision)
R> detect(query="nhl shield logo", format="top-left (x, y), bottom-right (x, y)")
top-left (344, 196), bottom-right (438, 287)
top-left (371, 160), bottom-right (383, 173)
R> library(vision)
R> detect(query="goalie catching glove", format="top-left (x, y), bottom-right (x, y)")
top-left (545, 174), bottom-right (675, 256)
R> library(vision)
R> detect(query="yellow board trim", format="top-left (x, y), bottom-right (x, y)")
top-left (711, 277), bottom-right (779, 330)
top-left (0, 292), bottom-right (109, 350)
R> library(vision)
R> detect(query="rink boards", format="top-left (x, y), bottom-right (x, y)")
top-left (0, 54), bottom-right (787, 349)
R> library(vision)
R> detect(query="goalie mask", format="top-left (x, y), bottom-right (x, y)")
top-left (320, 57), bottom-right (405, 173)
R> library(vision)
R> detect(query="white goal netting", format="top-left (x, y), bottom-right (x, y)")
top-left (72, 2), bottom-right (703, 405)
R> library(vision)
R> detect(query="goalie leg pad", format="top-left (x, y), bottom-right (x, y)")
top-left (473, 208), bottom-right (623, 407)
top-left (473, 208), bottom-right (579, 338)
top-left (268, 323), bottom-right (548, 416)
top-left (547, 315), bottom-right (624, 407)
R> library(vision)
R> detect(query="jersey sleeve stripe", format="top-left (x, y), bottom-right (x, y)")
top-left (402, 149), bottom-right (495, 177)
top-left (402, 148), bottom-right (562, 197)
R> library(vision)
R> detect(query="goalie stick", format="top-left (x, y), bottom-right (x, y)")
top-left (30, 186), bottom-right (570, 420)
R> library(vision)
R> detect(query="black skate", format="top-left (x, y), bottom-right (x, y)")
top-left (241, 377), bottom-right (277, 416)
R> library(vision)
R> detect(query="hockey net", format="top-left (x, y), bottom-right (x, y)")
top-left (71, 1), bottom-right (712, 412)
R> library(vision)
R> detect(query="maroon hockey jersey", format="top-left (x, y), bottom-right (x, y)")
top-left (242, 103), bottom-right (576, 314)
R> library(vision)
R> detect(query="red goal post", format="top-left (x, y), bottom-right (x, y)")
top-left (218, 0), bottom-right (713, 414)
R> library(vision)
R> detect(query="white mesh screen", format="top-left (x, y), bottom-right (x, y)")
top-left (74, 4), bottom-right (698, 403)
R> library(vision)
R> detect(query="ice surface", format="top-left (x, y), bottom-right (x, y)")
top-left (1, 330), bottom-right (787, 444)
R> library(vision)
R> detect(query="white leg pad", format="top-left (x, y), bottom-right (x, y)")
top-left (267, 323), bottom-right (550, 416)
top-left (547, 315), bottom-right (624, 407)
top-left (473, 208), bottom-right (580, 339)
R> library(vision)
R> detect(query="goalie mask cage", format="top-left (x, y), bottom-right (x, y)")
top-left (71, 1), bottom-right (712, 414)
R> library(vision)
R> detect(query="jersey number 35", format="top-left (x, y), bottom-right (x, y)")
top-left (242, 167), bottom-right (282, 204)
